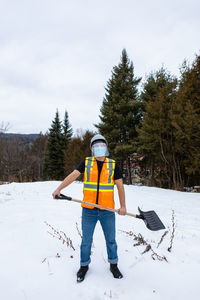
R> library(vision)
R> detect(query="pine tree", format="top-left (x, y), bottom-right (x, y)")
top-left (172, 55), bottom-right (200, 186)
top-left (62, 110), bottom-right (73, 149)
top-left (43, 110), bottom-right (65, 180)
top-left (138, 68), bottom-right (178, 188)
top-left (95, 49), bottom-right (141, 184)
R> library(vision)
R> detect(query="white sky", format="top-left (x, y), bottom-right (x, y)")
top-left (0, 0), bottom-right (199, 134)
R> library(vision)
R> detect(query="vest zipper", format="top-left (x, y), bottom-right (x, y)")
top-left (96, 158), bottom-right (105, 205)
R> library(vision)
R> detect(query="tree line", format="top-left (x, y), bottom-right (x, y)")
top-left (1, 49), bottom-right (199, 189)
top-left (96, 49), bottom-right (200, 189)
top-left (0, 115), bottom-right (93, 183)
top-left (0, 131), bottom-right (47, 182)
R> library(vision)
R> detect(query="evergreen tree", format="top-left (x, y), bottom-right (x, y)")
top-left (172, 55), bottom-right (200, 186)
top-left (62, 110), bottom-right (73, 149)
top-left (95, 49), bottom-right (141, 184)
top-left (138, 68), bottom-right (178, 188)
top-left (43, 110), bottom-right (65, 180)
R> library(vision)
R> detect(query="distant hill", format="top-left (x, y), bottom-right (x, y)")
top-left (0, 133), bottom-right (40, 150)
top-left (0, 133), bottom-right (40, 142)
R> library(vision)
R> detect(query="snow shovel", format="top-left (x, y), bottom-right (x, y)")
top-left (55, 194), bottom-right (165, 231)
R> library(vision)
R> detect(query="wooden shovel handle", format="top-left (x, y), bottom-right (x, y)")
top-left (56, 194), bottom-right (137, 218)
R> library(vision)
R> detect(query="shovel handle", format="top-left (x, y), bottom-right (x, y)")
top-left (55, 194), bottom-right (137, 218)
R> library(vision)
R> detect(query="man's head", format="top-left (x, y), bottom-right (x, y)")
top-left (90, 134), bottom-right (109, 157)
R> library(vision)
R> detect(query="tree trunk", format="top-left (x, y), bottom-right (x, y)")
top-left (127, 157), bottom-right (132, 185)
top-left (150, 158), bottom-right (155, 186)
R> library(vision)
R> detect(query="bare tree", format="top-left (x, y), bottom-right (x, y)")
top-left (0, 122), bottom-right (11, 133)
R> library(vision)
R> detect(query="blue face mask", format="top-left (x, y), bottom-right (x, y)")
top-left (93, 146), bottom-right (107, 157)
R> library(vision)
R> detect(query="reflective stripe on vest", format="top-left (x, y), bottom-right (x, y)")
top-left (85, 157), bottom-right (94, 183)
top-left (107, 158), bottom-right (115, 183)
top-left (83, 182), bottom-right (114, 191)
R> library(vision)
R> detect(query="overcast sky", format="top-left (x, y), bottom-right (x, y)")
top-left (0, 0), bottom-right (199, 134)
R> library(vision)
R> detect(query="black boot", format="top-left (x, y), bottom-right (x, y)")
top-left (110, 264), bottom-right (123, 279)
top-left (77, 265), bottom-right (89, 282)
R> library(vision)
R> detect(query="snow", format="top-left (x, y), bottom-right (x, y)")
top-left (0, 181), bottom-right (200, 300)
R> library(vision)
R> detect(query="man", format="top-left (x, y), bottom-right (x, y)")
top-left (52, 134), bottom-right (127, 282)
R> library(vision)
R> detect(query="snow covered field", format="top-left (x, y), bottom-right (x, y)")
top-left (0, 181), bottom-right (200, 300)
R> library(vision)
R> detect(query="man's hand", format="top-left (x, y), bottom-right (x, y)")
top-left (52, 189), bottom-right (61, 199)
top-left (52, 170), bottom-right (81, 200)
top-left (115, 178), bottom-right (126, 216)
top-left (117, 207), bottom-right (127, 215)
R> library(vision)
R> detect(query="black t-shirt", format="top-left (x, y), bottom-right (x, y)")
top-left (76, 158), bottom-right (122, 204)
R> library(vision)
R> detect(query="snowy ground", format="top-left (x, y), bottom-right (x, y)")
top-left (0, 181), bottom-right (200, 300)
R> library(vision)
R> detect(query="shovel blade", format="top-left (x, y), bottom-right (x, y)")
top-left (138, 207), bottom-right (165, 231)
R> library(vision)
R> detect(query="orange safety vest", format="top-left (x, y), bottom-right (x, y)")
top-left (82, 157), bottom-right (116, 209)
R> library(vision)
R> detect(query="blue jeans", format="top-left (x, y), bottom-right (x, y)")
top-left (80, 207), bottom-right (118, 266)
